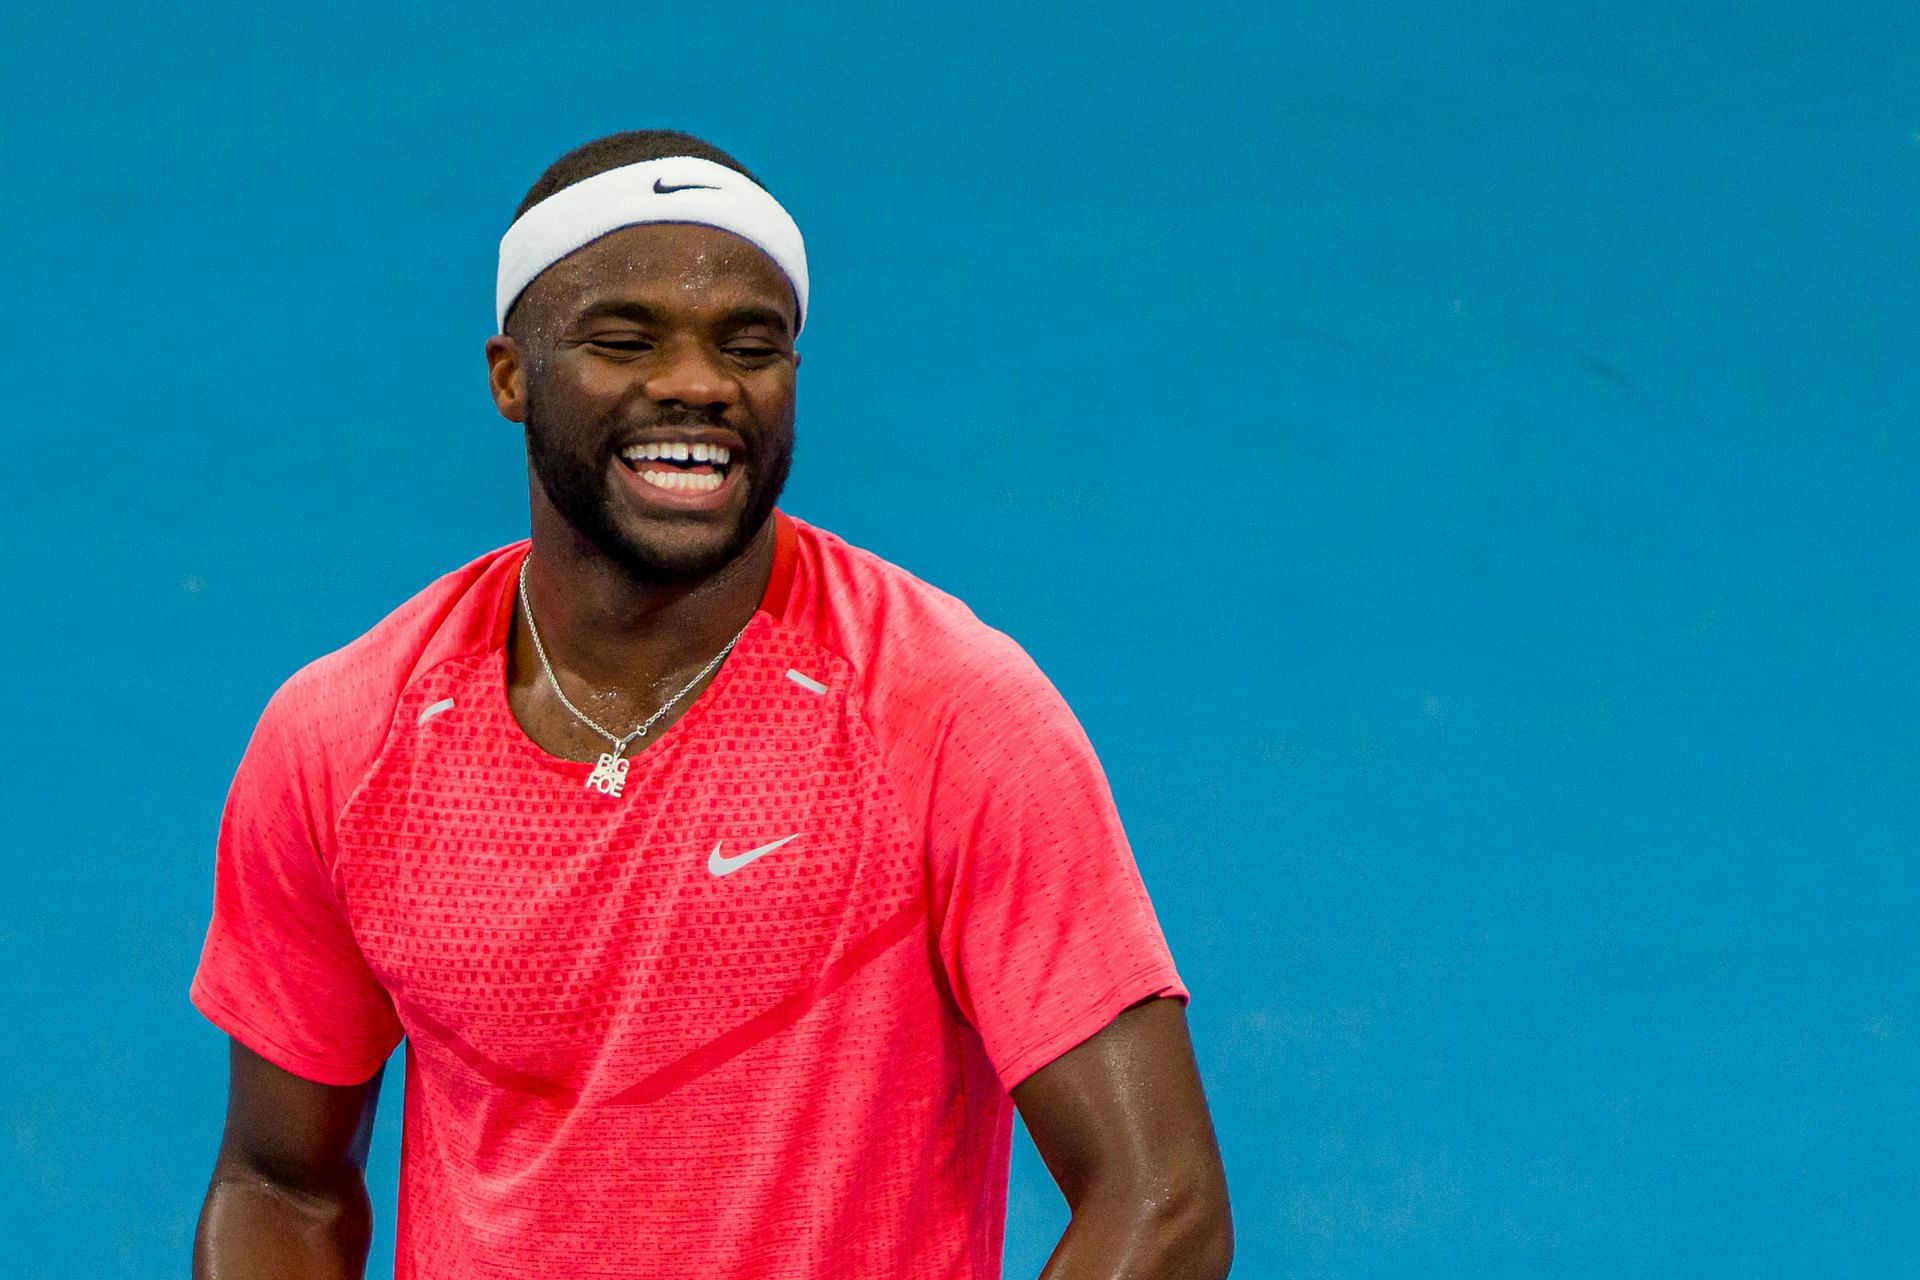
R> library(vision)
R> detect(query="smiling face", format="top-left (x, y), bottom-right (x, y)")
top-left (489, 222), bottom-right (801, 585)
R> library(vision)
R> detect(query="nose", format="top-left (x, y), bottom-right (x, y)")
top-left (642, 337), bottom-right (738, 415)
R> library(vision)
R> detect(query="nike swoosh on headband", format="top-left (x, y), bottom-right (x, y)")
top-left (654, 178), bottom-right (720, 194)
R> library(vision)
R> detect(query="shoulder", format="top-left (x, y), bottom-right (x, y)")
top-left (249, 542), bottom-right (524, 814)
top-left (778, 517), bottom-right (1079, 771)
top-left (782, 517), bottom-right (1052, 712)
top-left (777, 520), bottom-right (1128, 896)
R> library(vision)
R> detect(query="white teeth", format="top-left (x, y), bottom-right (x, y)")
top-left (639, 469), bottom-right (723, 492)
top-left (621, 441), bottom-right (734, 465)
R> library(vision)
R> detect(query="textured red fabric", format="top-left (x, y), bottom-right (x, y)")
top-left (190, 511), bottom-right (1187, 1279)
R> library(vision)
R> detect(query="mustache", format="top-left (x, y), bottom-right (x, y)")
top-left (523, 383), bottom-right (729, 439)
top-left (632, 407), bottom-right (730, 430)
top-left (603, 409), bottom-right (737, 445)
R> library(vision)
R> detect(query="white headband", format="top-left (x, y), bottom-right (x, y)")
top-left (496, 155), bottom-right (809, 333)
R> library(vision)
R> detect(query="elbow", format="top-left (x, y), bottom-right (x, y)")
top-left (1117, 1172), bottom-right (1233, 1279)
top-left (1163, 1183), bottom-right (1235, 1278)
top-left (196, 1151), bottom-right (375, 1269)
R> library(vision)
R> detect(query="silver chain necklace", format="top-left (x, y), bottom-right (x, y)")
top-left (517, 558), bottom-right (748, 797)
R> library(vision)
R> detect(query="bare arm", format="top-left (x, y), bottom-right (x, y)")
top-left (1011, 997), bottom-right (1233, 1280)
top-left (193, 1039), bottom-right (387, 1279)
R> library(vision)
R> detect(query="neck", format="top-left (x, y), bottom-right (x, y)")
top-left (519, 500), bottom-right (776, 693)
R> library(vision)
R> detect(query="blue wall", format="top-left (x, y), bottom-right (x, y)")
top-left (1, 2), bottom-right (1914, 1275)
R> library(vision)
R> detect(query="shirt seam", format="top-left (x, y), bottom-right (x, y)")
top-left (327, 647), bottom-right (493, 885)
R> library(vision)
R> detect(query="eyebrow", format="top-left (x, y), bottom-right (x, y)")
top-left (572, 299), bottom-right (792, 337)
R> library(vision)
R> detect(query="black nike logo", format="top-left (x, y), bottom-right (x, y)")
top-left (654, 178), bottom-right (720, 194)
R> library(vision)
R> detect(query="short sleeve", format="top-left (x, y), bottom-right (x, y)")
top-left (189, 684), bottom-right (403, 1086)
top-left (926, 653), bottom-right (1188, 1094)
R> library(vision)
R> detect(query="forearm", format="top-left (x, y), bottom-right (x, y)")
top-left (192, 1162), bottom-right (373, 1280)
top-left (1035, 1182), bottom-right (1234, 1280)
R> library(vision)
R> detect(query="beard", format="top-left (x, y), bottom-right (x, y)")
top-left (523, 378), bottom-right (794, 587)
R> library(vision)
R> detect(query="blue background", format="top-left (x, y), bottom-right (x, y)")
top-left (2, 2), bottom-right (1914, 1276)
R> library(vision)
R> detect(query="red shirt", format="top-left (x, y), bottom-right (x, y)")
top-left (190, 512), bottom-right (1187, 1279)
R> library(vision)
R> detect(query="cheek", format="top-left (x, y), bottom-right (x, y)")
top-left (744, 371), bottom-right (797, 428)
top-left (532, 364), bottom-right (635, 437)
top-left (566, 362), bottom-right (643, 405)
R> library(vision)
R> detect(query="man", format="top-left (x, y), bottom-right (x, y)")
top-left (190, 129), bottom-right (1232, 1279)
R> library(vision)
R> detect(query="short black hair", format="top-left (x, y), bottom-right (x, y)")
top-left (513, 129), bottom-right (762, 221)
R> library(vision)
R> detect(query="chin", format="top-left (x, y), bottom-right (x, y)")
top-left (530, 440), bottom-right (787, 587)
top-left (604, 514), bottom-right (759, 585)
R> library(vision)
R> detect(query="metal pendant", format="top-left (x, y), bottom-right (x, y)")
top-left (586, 750), bottom-right (630, 797)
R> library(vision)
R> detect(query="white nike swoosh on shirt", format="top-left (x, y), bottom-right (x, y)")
top-left (708, 833), bottom-right (803, 877)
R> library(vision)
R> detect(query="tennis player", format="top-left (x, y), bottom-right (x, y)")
top-left (189, 129), bottom-right (1232, 1279)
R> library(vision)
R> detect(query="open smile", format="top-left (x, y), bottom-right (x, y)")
top-left (614, 437), bottom-right (744, 511)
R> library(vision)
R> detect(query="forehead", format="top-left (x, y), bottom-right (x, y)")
top-left (524, 222), bottom-right (797, 327)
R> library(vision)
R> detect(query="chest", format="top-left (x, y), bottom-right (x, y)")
top-left (331, 649), bottom-right (926, 1099)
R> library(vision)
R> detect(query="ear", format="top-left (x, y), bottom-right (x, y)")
top-left (484, 335), bottom-right (528, 423)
